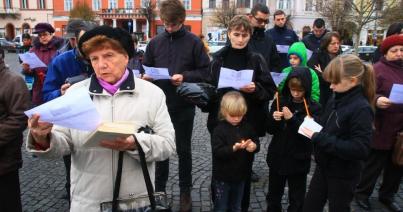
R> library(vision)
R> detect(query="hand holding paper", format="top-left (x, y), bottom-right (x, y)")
top-left (389, 84), bottom-right (403, 104)
top-left (142, 65), bottom-right (170, 80)
top-left (19, 52), bottom-right (47, 69)
top-left (298, 116), bottom-right (323, 139)
top-left (218, 67), bottom-right (254, 90)
top-left (24, 87), bottom-right (102, 131)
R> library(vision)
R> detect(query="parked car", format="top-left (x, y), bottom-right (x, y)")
top-left (341, 45), bottom-right (353, 52)
top-left (137, 41), bottom-right (147, 53)
top-left (0, 38), bottom-right (17, 52)
top-left (357, 46), bottom-right (377, 62)
top-left (208, 41), bottom-right (227, 54)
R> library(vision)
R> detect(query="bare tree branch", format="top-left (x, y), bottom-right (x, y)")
top-left (210, 3), bottom-right (238, 28)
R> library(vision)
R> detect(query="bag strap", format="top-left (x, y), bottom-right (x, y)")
top-left (112, 151), bottom-right (124, 211)
top-left (111, 135), bottom-right (157, 212)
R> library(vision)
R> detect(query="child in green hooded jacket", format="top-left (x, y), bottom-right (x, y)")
top-left (278, 42), bottom-right (320, 103)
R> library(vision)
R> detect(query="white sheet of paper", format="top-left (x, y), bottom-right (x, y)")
top-left (132, 69), bottom-right (141, 78)
top-left (18, 52), bottom-right (47, 69)
top-left (270, 72), bottom-right (288, 87)
top-left (298, 116), bottom-right (323, 139)
top-left (389, 84), bottom-right (403, 104)
top-left (217, 67), bottom-right (254, 90)
top-left (24, 87), bottom-right (102, 131)
top-left (276, 45), bottom-right (290, 54)
top-left (142, 65), bottom-right (170, 80)
top-left (307, 49), bottom-right (313, 60)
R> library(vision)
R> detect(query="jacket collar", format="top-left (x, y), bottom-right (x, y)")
top-left (333, 85), bottom-right (362, 108)
top-left (213, 45), bottom-right (253, 60)
top-left (163, 26), bottom-right (187, 40)
top-left (88, 69), bottom-right (135, 94)
top-left (252, 27), bottom-right (265, 40)
top-left (380, 56), bottom-right (403, 70)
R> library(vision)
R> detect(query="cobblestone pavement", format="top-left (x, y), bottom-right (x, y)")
top-left (5, 52), bottom-right (402, 211)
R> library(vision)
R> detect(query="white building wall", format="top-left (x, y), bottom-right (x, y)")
top-left (202, 0), bottom-right (325, 39)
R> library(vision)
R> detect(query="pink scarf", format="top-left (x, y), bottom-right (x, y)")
top-left (97, 69), bottom-right (129, 95)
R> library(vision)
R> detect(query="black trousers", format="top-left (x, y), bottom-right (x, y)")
top-left (63, 154), bottom-right (71, 201)
top-left (266, 171), bottom-right (307, 212)
top-left (155, 108), bottom-right (195, 192)
top-left (0, 170), bottom-right (22, 212)
top-left (241, 171), bottom-right (251, 212)
top-left (355, 149), bottom-right (403, 201)
top-left (303, 167), bottom-right (359, 212)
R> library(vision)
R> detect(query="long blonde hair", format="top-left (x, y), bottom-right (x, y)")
top-left (219, 91), bottom-right (247, 120)
top-left (323, 54), bottom-right (376, 107)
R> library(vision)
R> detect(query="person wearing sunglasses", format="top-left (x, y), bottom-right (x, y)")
top-left (247, 3), bottom-right (281, 73)
top-left (266, 10), bottom-right (299, 70)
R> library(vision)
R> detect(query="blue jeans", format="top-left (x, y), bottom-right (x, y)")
top-left (213, 179), bottom-right (245, 212)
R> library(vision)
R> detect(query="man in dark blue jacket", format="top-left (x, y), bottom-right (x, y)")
top-left (247, 3), bottom-right (281, 72)
top-left (41, 19), bottom-right (96, 203)
top-left (302, 18), bottom-right (328, 53)
top-left (142, 0), bottom-right (210, 211)
top-left (266, 10), bottom-right (299, 70)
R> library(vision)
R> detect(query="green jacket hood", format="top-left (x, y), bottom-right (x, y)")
top-left (287, 42), bottom-right (308, 67)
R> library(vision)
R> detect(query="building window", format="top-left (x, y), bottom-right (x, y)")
top-left (253, 0), bottom-right (265, 5)
top-left (93, 0), bottom-right (101, 11)
top-left (183, 0), bottom-right (191, 10)
top-left (222, 0), bottom-right (229, 8)
top-left (65, 0), bottom-right (73, 11)
top-left (125, 0), bottom-right (134, 9)
top-left (109, 0), bottom-right (117, 9)
top-left (305, 0), bottom-right (313, 11)
top-left (21, 0), bottom-right (29, 9)
top-left (5, 0), bottom-right (12, 8)
top-left (38, 0), bottom-right (46, 9)
top-left (209, 0), bottom-right (216, 8)
top-left (278, 0), bottom-right (290, 9)
top-left (237, 0), bottom-right (250, 8)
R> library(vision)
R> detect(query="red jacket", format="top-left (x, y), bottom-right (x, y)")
top-left (372, 57), bottom-right (403, 150)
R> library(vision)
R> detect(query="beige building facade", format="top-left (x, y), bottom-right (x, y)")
top-left (0, 0), bottom-right (53, 40)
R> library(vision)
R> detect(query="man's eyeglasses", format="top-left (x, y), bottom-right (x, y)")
top-left (253, 16), bottom-right (269, 24)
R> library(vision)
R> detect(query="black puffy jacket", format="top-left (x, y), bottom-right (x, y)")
top-left (312, 86), bottom-right (374, 179)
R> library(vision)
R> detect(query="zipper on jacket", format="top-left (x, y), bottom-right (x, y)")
top-left (111, 94), bottom-right (116, 191)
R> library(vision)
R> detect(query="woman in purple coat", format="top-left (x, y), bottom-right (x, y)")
top-left (355, 35), bottom-right (403, 212)
top-left (21, 23), bottom-right (64, 106)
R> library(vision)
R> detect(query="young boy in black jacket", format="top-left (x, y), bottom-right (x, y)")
top-left (266, 67), bottom-right (321, 212)
top-left (211, 91), bottom-right (260, 212)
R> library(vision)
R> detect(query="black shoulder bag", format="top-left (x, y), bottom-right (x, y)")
top-left (100, 127), bottom-right (172, 212)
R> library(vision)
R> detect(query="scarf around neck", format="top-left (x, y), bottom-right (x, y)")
top-left (97, 69), bottom-right (129, 95)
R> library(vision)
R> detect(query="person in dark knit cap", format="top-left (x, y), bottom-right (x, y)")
top-left (42, 19), bottom-right (97, 204)
top-left (27, 25), bottom-right (175, 211)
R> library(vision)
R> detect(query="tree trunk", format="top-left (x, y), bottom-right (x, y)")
top-left (354, 27), bottom-right (362, 54)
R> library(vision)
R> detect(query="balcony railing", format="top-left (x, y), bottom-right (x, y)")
top-left (98, 8), bottom-right (147, 19)
top-left (0, 7), bottom-right (20, 15)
